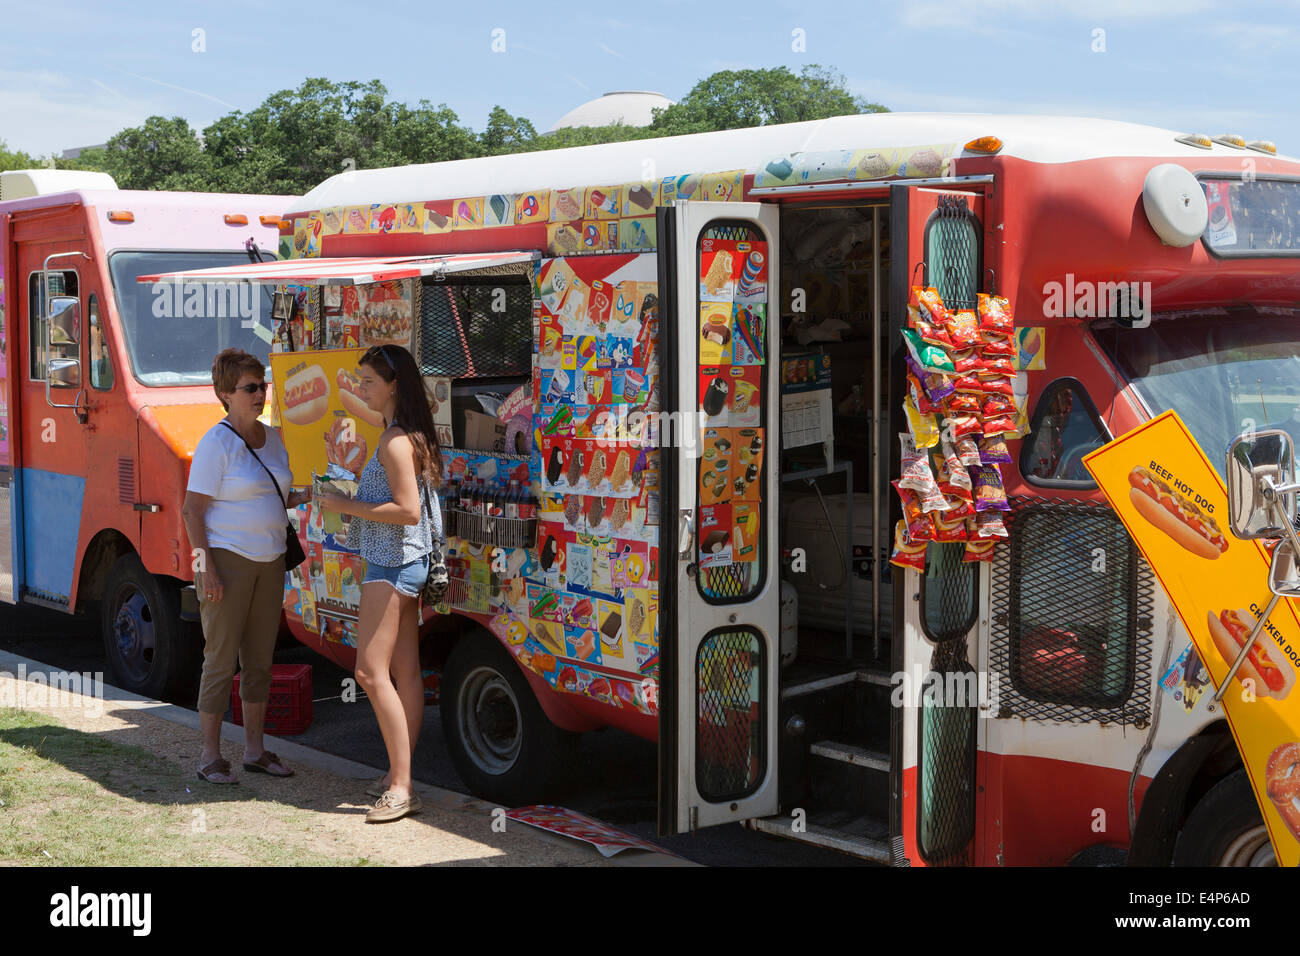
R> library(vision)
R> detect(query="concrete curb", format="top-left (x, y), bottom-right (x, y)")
top-left (0, 649), bottom-right (695, 867)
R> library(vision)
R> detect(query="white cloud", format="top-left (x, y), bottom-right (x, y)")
top-left (106, 67), bottom-right (235, 109)
top-left (847, 73), bottom-right (1294, 149)
top-left (0, 70), bottom-right (156, 155)
top-left (1210, 20), bottom-right (1297, 53)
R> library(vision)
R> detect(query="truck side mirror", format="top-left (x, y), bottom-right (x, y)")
top-left (1226, 428), bottom-right (1297, 539)
top-left (1269, 540), bottom-right (1300, 597)
top-left (47, 295), bottom-right (80, 347)
top-left (47, 357), bottom-right (81, 389)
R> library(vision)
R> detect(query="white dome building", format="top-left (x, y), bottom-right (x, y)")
top-left (548, 91), bottom-right (674, 133)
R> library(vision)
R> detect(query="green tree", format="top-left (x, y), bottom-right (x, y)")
top-left (648, 65), bottom-right (886, 136)
top-left (478, 106), bottom-right (538, 156)
top-left (98, 116), bottom-right (212, 190)
top-left (381, 99), bottom-right (481, 167)
top-left (0, 139), bottom-right (37, 173)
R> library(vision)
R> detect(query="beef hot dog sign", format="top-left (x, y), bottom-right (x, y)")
top-left (1085, 410), bottom-right (1300, 866)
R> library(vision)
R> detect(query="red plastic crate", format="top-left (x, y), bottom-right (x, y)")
top-left (231, 664), bottom-right (313, 735)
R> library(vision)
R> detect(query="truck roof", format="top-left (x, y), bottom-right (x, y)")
top-left (289, 112), bottom-right (1294, 214)
top-left (0, 189), bottom-right (297, 253)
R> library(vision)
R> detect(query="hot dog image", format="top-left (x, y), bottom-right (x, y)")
top-left (1205, 608), bottom-right (1295, 700)
top-left (336, 367), bottom-right (384, 427)
top-left (1128, 466), bottom-right (1228, 559)
top-left (282, 364), bottom-right (330, 425)
top-left (1266, 742), bottom-right (1300, 843)
top-left (324, 417), bottom-right (368, 475)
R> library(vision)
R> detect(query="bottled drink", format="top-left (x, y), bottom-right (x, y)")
top-left (504, 480), bottom-right (519, 520)
top-left (444, 477), bottom-right (460, 537)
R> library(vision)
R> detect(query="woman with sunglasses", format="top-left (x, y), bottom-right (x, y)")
top-left (315, 344), bottom-right (443, 823)
top-left (182, 348), bottom-right (311, 784)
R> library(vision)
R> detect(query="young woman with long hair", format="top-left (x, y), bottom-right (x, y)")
top-left (315, 344), bottom-right (443, 822)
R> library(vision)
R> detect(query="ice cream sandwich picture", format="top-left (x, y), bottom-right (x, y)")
top-left (701, 528), bottom-right (730, 554)
top-left (599, 609), bottom-right (624, 646)
top-left (703, 377), bottom-right (729, 417)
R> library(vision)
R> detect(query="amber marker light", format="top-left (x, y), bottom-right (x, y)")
top-left (259, 215), bottom-right (281, 226)
top-left (1247, 140), bottom-right (1278, 155)
top-left (106, 210), bottom-right (134, 223)
top-left (964, 136), bottom-right (1003, 154)
top-left (224, 214), bottom-right (249, 225)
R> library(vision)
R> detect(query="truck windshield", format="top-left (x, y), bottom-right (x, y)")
top-left (108, 250), bottom-right (277, 385)
top-left (1095, 309), bottom-right (1300, 479)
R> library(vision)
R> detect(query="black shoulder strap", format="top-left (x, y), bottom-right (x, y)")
top-left (221, 420), bottom-right (287, 508)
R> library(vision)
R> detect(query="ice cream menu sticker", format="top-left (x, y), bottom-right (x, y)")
top-left (1085, 410), bottom-right (1300, 866)
top-left (695, 236), bottom-right (768, 574)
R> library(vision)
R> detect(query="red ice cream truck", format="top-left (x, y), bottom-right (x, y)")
top-left (0, 170), bottom-right (295, 698)
top-left (139, 113), bottom-right (1300, 866)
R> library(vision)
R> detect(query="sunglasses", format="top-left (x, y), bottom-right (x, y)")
top-left (234, 382), bottom-right (268, 395)
top-left (365, 346), bottom-right (397, 371)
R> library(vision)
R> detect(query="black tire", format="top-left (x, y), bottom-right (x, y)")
top-left (1173, 770), bottom-right (1277, 866)
top-left (440, 632), bottom-right (579, 806)
top-left (100, 554), bottom-right (201, 701)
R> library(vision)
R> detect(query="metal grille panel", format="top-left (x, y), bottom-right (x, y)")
top-left (989, 496), bottom-right (1154, 724)
top-left (915, 609), bottom-right (977, 864)
top-left (920, 542), bottom-right (979, 643)
top-left (418, 279), bottom-right (532, 379)
top-left (696, 629), bottom-right (764, 801)
top-left (924, 195), bottom-right (980, 311)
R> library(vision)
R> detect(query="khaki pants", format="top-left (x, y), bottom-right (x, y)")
top-left (197, 547), bottom-right (284, 715)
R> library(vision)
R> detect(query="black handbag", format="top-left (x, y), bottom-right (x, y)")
top-left (421, 481), bottom-right (449, 604)
top-left (220, 421), bottom-right (307, 571)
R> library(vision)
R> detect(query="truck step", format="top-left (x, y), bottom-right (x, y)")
top-left (746, 815), bottom-right (891, 864)
top-left (810, 740), bottom-right (889, 772)
top-left (781, 668), bottom-right (892, 700)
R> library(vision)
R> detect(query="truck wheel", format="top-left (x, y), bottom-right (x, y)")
top-left (101, 555), bottom-right (200, 701)
top-left (1173, 770), bottom-right (1277, 866)
top-left (440, 632), bottom-right (578, 806)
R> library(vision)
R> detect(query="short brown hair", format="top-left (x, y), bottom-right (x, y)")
top-left (211, 348), bottom-right (265, 410)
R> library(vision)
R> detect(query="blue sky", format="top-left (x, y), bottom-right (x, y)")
top-left (3, 0), bottom-right (1298, 158)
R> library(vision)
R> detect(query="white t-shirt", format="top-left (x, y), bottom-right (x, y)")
top-left (187, 421), bottom-right (293, 562)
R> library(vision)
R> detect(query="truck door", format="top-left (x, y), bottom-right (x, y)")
top-left (657, 201), bottom-right (782, 834)
top-left (14, 220), bottom-right (91, 610)
top-left (889, 182), bottom-right (990, 865)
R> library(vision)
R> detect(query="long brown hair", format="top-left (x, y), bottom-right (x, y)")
top-left (360, 344), bottom-right (443, 488)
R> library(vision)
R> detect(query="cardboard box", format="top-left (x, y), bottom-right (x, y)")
top-left (464, 410), bottom-right (508, 453)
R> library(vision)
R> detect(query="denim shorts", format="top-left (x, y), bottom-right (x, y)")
top-left (362, 554), bottom-right (429, 598)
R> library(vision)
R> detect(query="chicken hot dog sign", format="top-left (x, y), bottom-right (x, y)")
top-left (1085, 410), bottom-right (1300, 866)
top-left (271, 348), bottom-right (385, 486)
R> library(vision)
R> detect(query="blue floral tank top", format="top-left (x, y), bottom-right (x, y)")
top-left (351, 435), bottom-right (443, 567)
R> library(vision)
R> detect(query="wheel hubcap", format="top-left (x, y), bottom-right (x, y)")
top-left (113, 587), bottom-right (156, 685)
top-left (1219, 825), bottom-right (1277, 866)
top-left (458, 666), bottom-right (522, 775)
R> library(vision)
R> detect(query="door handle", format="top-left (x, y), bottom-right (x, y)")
top-left (678, 507), bottom-right (695, 561)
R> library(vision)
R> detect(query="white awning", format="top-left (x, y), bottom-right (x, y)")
top-left (135, 250), bottom-right (538, 286)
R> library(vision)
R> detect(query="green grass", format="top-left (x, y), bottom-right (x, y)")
top-left (0, 708), bottom-right (376, 866)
